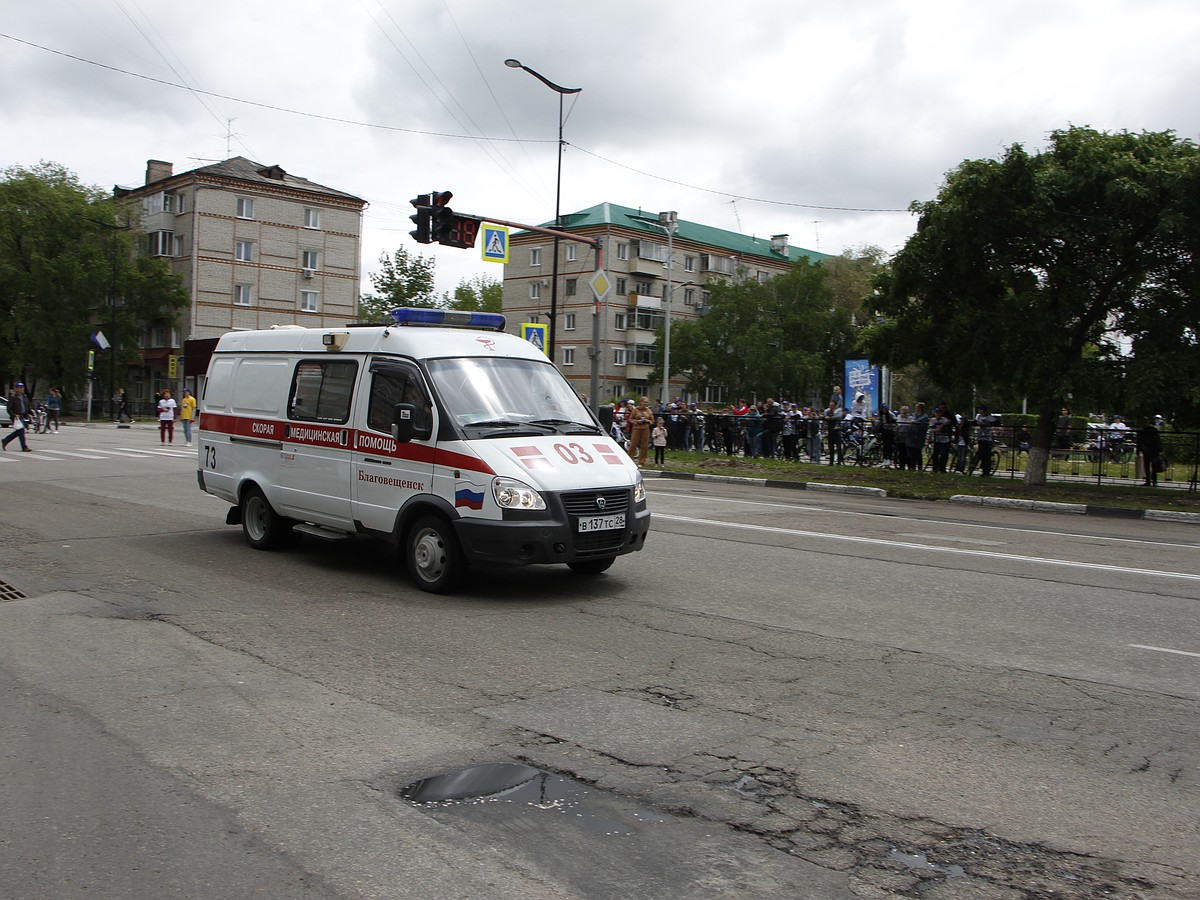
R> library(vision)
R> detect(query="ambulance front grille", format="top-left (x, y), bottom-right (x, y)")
top-left (561, 489), bottom-right (630, 516)
top-left (562, 489), bottom-right (632, 556)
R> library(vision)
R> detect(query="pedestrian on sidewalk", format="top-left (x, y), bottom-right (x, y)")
top-left (179, 387), bottom-right (196, 445)
top-left (157, 388), bottom-right (177, 444)
top-left (2, 383), bottom-right (32, 451)
top-left (1136, 417), bottom-right (1164, 487)
top-left (45, 388), bottom-right (62, 433)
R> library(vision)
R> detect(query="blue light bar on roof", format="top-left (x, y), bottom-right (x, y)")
top-left (389, 307), bottom-right (506, 330)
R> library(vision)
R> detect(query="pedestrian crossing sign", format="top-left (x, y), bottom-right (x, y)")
top-left (481, 224), bottom-right (509, 263)
top-left (521, 323), bottom-right (548, 355)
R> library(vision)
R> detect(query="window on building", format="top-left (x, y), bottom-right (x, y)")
top-left (235, 240), bottom-right (253, 262)
top-left (234, 283), bottom-right (252, 306)
top-left (703, 385), bottom-right (726, 404)
top-left (701, 254), bottom-right (735, 275)
top-left (564, 313), bottom-right (576, 330)
top-left (530, 282), bottom-right (541, 300)
top-left (616, 242), bottom-right (629, 261)
top-left (300, 290), bottom-right (319, 312)
top-left (565, 278), bottom-right (577, 297)
top-left (161, 191), bottom-right (184, 213)
top-left (757, 270), bottom-right (769, 283)
top-left (616, 277), bottom-right (627, 296)
top-left (148, 231), bottom-right (177, 257)
top-left (634, 280), bottom-right (653, 295)
top-left (566, 244), bottom-right (578, 262)
top-left (635, 310), bottom-right (664, 331)
top-left (562, 347), bottom-right (575, 366)
top-left (633, 344), bottom-right (657, 366)
top-left (637, 240), bottom-right (668, 261)
top-left (684, 288), bottom-right (697, 306)
top-left (303, 208), bottom-right (321, 229)
top-left (684, 256), bottom-right (696, 272)
top-left (530, 247), bottom-right (542, 266)
top-left (236, 197), bottom-right (254, 219)
top-left (302, 250), bottom-right (319, 270)
top-left (613, 347), bottom-right (628, 366)
top-left (614, 312), bottom-right (627, 330)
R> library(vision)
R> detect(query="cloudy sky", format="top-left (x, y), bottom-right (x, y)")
top-left (4, 0), bottom-right (1200, 297)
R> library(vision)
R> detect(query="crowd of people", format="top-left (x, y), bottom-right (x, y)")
top-left (607, 391), bottom-right (1171, 485)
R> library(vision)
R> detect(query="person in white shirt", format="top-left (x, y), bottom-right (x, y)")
top-left (157, 389), bottom-right (178, 444)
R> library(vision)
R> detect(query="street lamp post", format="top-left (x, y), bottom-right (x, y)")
top-left (505, 58), bottom-right (580, 366)
top-left (645, 211), bottom-right (678, 405)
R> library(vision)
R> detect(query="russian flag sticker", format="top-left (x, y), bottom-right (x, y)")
top-left (455, 484), bottom-right (485, 510)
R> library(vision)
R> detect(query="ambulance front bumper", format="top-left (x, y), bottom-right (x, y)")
top-left (453, 506), bottom-right (650, 566)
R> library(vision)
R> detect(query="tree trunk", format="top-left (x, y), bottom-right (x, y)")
top-left (1022, 405), bottom-right (1060, 486)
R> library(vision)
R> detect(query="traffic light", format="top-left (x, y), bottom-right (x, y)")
top-left (409, 193), bottom-right (432, 244)
top-left (430, 191), bottom-right (454, 244)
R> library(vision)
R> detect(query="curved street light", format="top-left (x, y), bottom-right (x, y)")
top-left (505, 58), bottom-right (581, 364)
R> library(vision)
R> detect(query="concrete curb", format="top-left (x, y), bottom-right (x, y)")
top-left (948, 493), bottom-right (1200, 524)
top-left (643, 470), bottom-right (1199, 524)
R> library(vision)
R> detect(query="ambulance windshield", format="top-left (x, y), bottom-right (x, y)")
top-left (428, 356), bottom-right (596, 435)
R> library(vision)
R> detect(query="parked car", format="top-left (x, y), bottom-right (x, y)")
top-left (0, 397), bottom-right (10, 427)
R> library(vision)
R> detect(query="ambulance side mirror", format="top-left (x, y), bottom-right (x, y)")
top-left (392, 402), bottom-right (432, 442)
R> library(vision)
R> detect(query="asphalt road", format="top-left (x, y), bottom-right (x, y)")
top-left (1, 424), bottom-right (1197, 899)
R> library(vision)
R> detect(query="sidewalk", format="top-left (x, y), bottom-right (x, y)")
top-left (643, 467), bottom-right (1200, 525)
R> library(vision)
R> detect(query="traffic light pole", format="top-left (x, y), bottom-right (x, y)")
top-left (407, 197), bottom-right (608, 411)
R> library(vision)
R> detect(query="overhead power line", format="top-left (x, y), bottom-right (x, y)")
top-left (2, 32), bottom-right (911, 215)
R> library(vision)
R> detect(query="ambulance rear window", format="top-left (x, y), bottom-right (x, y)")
top-left (289, 359), bottom-right (357, 423)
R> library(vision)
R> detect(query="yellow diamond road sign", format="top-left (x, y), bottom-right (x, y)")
top-left (589, 269), bottom-right (611, 301)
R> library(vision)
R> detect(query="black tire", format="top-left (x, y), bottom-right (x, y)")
top-left (567, 556), bottom-right (616, 575)
top-left (241, 486), bottom-right (293, 550)
top-left (405, 514), bottom-right (465, 594)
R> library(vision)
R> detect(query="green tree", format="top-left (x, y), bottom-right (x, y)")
top-left (0, 162), bottom-right (187, 396)
top-left (666, 258), bottom-right (851, 404)
top-left (445, 273), bottom-right (502, 313)
top-left (867, 127), bottom-right (1200, 484)
top-left (359, 247), bottom-right (437, 323)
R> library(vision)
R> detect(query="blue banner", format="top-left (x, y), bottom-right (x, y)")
top-left (844, 360), bottom-right (879, 414)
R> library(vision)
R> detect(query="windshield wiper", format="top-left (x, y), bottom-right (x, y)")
top-left (466, 419), bottom-right (557, 432)
top-left (528, 418), bottom-right (599, 432)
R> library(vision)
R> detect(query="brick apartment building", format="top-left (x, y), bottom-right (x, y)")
top-left (501, 202), bottom-right (829, 404)
top-left (113, 157), bottom-right (365, 403)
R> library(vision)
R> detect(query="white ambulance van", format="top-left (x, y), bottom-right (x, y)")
top-left (197, 308), bottom-right (649, 593)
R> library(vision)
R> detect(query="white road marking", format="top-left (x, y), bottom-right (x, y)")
top-left (1129, 644), bottom-right (1200, 659)
top-left (654, 512), bottom-right (1200, 582)
top-left (650, 486), bottom-right (1200, 551)
top-left (24, 449), bottom-right (108, 460)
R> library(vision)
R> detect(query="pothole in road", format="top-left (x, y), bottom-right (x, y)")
top-left (399, 762), bottom-right (665, 836)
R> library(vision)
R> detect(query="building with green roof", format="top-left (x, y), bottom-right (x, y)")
top-left (502, 202), bottom-right (830, 403)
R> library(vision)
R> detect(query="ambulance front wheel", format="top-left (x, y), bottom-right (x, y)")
top-left (241, 486), bottom-right (295, 550)
top-left (405, 514), bottom-right (465, 594)
top-left (568, 556), bottom-right (616, 575)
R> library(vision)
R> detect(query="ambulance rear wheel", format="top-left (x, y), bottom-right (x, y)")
top-left (405, 515), bottom-right (464, 594)
top-left (242, 486), bottom-right (293, 550)
top-left (568, 556), bottom-right (616, 575)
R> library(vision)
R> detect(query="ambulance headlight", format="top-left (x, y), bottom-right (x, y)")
top-left (493, 477), bottom-right (546, 510)
top-left (633, 477), bottom-right (646, 505)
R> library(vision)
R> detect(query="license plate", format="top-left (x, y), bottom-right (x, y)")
top-left (577, 513), bottom-right (625, 533)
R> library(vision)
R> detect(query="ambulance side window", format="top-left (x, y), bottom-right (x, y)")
top-left (368, 368), bottom-right (431, 435)
top-left (289, 360), bottom-right (357, 424)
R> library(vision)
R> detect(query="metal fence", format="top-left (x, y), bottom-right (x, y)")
top-left (981, 425), bottom-right (1199, 491)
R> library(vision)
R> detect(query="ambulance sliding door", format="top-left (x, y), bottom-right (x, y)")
top-left (278, 359), bottom-right (357, 525)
